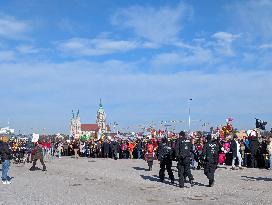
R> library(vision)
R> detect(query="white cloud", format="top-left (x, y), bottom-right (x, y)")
top-left (111, 2), bottom-right (193, 43)
top-left (212, 32), bottom-right (241, 56)
top-left (142, 41), bottom-right (160, 49)
top-left (1, 60), bottom-right (271, 133)
top-left (56, 37), bottom-right (140, 56)
top-left (0, 50), bottom-right (15, 61)
top-left (228, 0), bottom-right (272, 40)
top-left (150, 31), bottom-right (243, 68)
top-left (259, 44), bottom-right (272, 49)
top-left (212, 32), bottom-right (240, 43)
top-left (151, 47), bottom-right (214, 68)
top-left (0, 13), bottom-right (30, 39)
top-left (16, 45), bottom-right (39, 54)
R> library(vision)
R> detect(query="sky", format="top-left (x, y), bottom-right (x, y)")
top-left (0, 0), bottom-right (271, 134)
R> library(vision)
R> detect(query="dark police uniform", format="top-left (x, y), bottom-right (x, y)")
top-left (111, 141), bottom-right (119, 160)
top-left (175, 136), bottom-right (194, 188)
top-left (202, 136), bottom-right (219, 187)
top-left (158, 138), bottom-right (174, 184)
top-left (250, 136), bottom-right (259, 168)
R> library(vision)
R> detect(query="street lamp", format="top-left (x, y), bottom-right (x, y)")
top-left (188, 98), bottom-right (192, 132)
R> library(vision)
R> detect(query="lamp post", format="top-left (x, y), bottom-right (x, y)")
top-left (188, 98), bottom-right (192, 132)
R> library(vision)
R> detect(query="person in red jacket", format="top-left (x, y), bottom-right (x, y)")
top-left (145, 141), bottom-right (155, 171)
top-left (128, 142), bottom-right (135, 159)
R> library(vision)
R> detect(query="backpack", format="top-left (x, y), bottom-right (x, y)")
top-left (158, 144), bottom-right (172, 161)
top-left (206, 142), bottom-right (219, 163)
top-left (177, 140), bottom-right (191, 159)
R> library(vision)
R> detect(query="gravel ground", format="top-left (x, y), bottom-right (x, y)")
top-left (1, 157), bottom-right (272, 205)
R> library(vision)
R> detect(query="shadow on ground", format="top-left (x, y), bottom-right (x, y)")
top-left (133, 166), bottom-right (150, 171)
top-left (88, 160), bottom-right (96, 163)
top-left (29, 167), bottom-right (42, 171)
top-left (217, 166), bottom-right (228, 169)
top-left (140, 174), bottom-right (207, 187)
top-left (6, 176), bottom-right (14, 181)
top-left (241, 176), bottom-right (272, 182)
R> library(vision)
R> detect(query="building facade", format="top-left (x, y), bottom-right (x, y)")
top-left (70, 110), bottom-right (81, 139)
top-left (70, 100), bottom-right (110, 139)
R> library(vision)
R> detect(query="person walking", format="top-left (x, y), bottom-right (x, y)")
top-left (128, 141), bottom-right (135, 159)
top-left (145, 141), bottom-right (155, 171)
top-left (63, 141), bottom-right (69, 156)
top-left (102, 139), bottom-right (110, 158)
top-left (57, 141), bottom-right (63, 158)
top-left (0, 136), bottom-right (13, 184)
top-left (175, 131), bottom-right (194, 188)
top-left (121, 141), bottom-right (128, 159)
top-left (73, 140), bottom-right (79, 159)
top-left (30, 140), bottom-right (47, 171)
top-left (230, 136), bottom-right (243, 170)
top-left (136, 140), bottom-right (143, 159)
top-left (250, 134), bottom-right (260, 168)
top-left (111, 139), bottom-right (119, 160)
top-left (158, 137), bottom-right (175, 184)
top-left (202, 134), bottom-right (219, 187)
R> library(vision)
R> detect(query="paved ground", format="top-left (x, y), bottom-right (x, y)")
top-left (1, 157), bottom-right (272, 205)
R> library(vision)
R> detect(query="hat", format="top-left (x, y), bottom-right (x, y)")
top-left (179, 131), bottom-right (186, 137)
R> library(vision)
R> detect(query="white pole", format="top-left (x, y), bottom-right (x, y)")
top-left (188, 99), bottom-right (192, 132)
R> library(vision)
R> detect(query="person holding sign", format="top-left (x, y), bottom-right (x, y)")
top-left (30, 140), bottom-right (47, 172)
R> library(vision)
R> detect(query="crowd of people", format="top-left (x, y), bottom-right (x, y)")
top-left (1, 126), bottom-right (272, 186)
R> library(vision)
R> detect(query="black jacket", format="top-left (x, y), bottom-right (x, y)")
top-left (73, 141), bottom-right (80, 149)
top-left (158, 143), bottom-right (173, 161)
top-left (103, 141), bottom-right (110, 154)
top-left (230, 140), bottom-right (238, 157)
top-left (202, 140), bottom-right (219, 164)
top-left (250, 137), bottom-right (260, 155)
top-left (0, 142), bottom-right (13, 162)
top-left (175, 138), bottom-right (193, 160)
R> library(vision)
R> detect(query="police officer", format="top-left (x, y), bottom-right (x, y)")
top-left (158, 137), bottom-right (175, 184)
top-left (30, 140), bottom-right (46, 171)
top-left (111, 139), bottom-right (119, 160)
top-left (175, 131), bottom-right (194, 188)
top-left (202, 134), bottom-right (219, 187)
top-left (250, 134), bottom-right (259, 168)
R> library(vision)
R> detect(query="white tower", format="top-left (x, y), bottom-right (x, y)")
top-left (70, 109), bottom-right (81, 139)
top-left (96, 99), bottom-right (107, 133)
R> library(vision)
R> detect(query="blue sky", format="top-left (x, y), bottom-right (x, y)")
top-left (0, 0), bottom-right (271, 134)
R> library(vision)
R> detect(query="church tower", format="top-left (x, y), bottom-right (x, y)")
top-left (70, 109), bottom-right (81, 139)
top-left (96, 99), bottom-right (107, 133)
